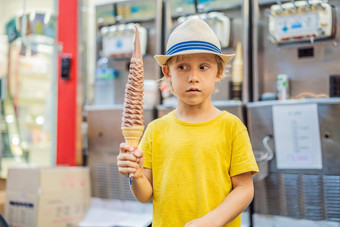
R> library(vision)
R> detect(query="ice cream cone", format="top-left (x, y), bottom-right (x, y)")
top-left (121, 126), bottom-right (144, 147)
top-left (121, 26), bottom-right (144, 186)
top-left (122, 126), bottom-right (144, 186)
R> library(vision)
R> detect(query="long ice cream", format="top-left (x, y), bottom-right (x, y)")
top-left (122, 26), bottom-right (144, 128)
top-left (121, 26), bottom-right (144, 186)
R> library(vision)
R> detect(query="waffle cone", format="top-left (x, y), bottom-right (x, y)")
top-left (121, 126), bottom-right (144, 147)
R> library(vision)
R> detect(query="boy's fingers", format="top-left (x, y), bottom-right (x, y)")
top-left (134, 148), bottom-right (143, 158)
top-left (118, 144), bottom-right (142, 178)
top-left (118, 167), bottom-right (137, 176)
top-left (120, 143), bottom-right (135, 153)
top-left (117, 153), bottom-right (137, 162)
top-left (118, 160), bottom-right (139, 169)
top-left (120, 143), bottom-right (129, 151)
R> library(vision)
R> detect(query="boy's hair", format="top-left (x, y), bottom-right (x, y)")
top-left (160, 54), bottom-right (225, 95)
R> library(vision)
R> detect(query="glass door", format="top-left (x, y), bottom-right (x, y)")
top-left (0, 0), bottom-right (57, 177)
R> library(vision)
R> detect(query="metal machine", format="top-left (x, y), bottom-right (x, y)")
top-left (94, 0), bottom-right (162, 106)
top-left (87, 0), bottom-right (163, 199)
top-left (250, 0), bottom-right (340, 225)
top-left (86, 105), bottom-right (156, 200)
top-left (162, 0), bottom-right (251, 103)
top-left (248, 99), bottom-right (340, 224)
top-left (252, 0), bottom-right (339, 101)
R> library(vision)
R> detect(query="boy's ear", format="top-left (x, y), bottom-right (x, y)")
top-left (162, 66), bottom-right (170, 79)
top-left (215, 72), bottom-right (223, 82)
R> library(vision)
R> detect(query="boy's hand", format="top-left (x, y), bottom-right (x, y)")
top-left (185, 217), bottom-right (221, 227)
top-left (117, 143), bottom-right (144, 179)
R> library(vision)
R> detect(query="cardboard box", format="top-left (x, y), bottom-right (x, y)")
top-left (5, 167), bottom-right (91, 227)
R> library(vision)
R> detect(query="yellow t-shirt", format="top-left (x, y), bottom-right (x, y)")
top-left (140, 111), bottom-right (259, 227)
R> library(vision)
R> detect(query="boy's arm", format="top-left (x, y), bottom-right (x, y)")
top-left (185, 172), bottom-right (254, 227)
top-left (117, 144), bottom-right (153, 203)
top-left (131, 167), bottom-right (153, 203)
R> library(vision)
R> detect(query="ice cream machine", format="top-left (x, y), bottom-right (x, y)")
top-left (88, 0), bottom-right (162, 199)
top-left (250, 0), bottom-right (340, 225)
top-left (94, 0), bottom-right (162, 106)
top-left (268, 0), bottom-right (336, 44)
top-left (248, 99), bottom-right (340, 225)
top-left (252, 0), bottom-right (339, 101)
top-left (162, 0), bottom-right (250, 103)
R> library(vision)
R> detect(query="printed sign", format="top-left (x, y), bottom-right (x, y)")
top-left (272, 103), bottom-right (322, 169)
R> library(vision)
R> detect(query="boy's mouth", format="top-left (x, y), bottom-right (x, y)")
top-left (186, 87), bottom-right (201, 92)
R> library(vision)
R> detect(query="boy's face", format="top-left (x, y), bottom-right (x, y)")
top-left (162, 53), bottom-right (222, 107)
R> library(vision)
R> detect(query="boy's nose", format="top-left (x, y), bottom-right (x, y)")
top-left (188, 71), bottom-right (199, 83)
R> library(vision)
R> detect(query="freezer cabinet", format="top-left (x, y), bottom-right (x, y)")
top-left (86, 105), bottom-right (155, 200)
top-left (247, 98), bottom-right (340, 222)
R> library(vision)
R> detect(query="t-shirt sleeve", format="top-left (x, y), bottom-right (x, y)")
top-left (230, 128), bottom-right (259, 177)
top-left (139, 122), bottom-right (154, 169)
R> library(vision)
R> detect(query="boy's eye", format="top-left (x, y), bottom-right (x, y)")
top-left (200, 65), bottom-right (209, 70)
top-left (178, 65), bottom-right (188, 70)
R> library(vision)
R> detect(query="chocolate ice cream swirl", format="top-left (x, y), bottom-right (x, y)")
top-left (122, 26), bottom-right (144, 128)
top-left (122, 57), bottom-right (144, 128)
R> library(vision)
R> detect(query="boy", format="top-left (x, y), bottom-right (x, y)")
top-left (117, 18), bottom-right (259, 227)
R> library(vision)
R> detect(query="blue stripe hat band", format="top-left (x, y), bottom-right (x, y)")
top-left (166, 40), bottom-right (222, 56)
top-left (154, 18), bottom-right (235, 66)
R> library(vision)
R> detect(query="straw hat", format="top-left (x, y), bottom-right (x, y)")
top-left (154, 17), bottom-right (234, 66)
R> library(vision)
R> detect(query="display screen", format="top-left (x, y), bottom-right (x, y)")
top-left (197, 0), bottom-right (242, 10)
top-left (117, 0), bottom-right (156, 20)
top-left (258, 0), bottom-right (288, 5)
top-left (275, 12), bottom-right (319, 39)
top-left (96, 4), bottom-right (115, 25)
top-left (170, 0), bottom-right (195, 16)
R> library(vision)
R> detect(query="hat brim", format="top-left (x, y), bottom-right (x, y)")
top-left (154, 49), bottom-right (235, 67)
